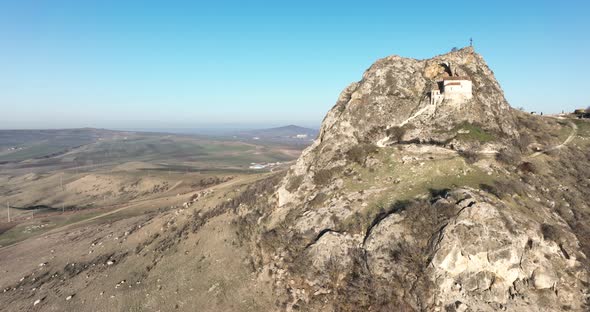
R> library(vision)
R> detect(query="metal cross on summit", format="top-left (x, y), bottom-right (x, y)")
top-left (470, 38), bottom-right (473, 47)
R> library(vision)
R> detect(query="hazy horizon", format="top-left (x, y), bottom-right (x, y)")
top-left (0, 120), bottom-right (321, 131)
top-left (1, 0), bottom-right (589, 129)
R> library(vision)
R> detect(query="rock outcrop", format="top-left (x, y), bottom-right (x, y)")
top-left (254, 47), bottom-right (590, 311)
top-left (278, 47), bottom-right (518, 208)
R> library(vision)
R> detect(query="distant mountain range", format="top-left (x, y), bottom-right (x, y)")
top-left (236, 125), bottom-right (318, 139)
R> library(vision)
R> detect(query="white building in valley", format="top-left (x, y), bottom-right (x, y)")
top-left (430, 76), bottom-right (473, 105)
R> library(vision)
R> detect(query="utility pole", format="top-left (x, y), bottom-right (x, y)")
top-left (6, 201), bottom-right (10, 223)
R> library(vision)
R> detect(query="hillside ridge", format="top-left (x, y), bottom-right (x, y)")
top-left (250, 47), bottom-right (590, 311)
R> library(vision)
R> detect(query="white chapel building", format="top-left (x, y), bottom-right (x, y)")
top-left (430, 76), bottom-right (473, 105)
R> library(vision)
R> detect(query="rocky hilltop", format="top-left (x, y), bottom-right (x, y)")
top-left (279, 47), bottom-right (518, 207)
top-left (247, 47), bottom-right (590, 311)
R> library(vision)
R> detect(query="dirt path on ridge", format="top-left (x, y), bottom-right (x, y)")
top-left (528, 119), bottom-right (577, 159)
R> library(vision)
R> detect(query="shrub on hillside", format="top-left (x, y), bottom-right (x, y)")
top-left (346, 144), bottom-right (378, 166)
top-left (496, 148), bottom-right (521, 165)
top-left (518, 161), bottom-right (537, 174)
top-left (541, 223), bottom-right (561, 242)
top-left (484, 180), bottom-right (530, 198)
top-left (480, 183), bottom-right (503, 198)
top-left (364, 126), bottom-right (386, 142)
top-left (386, 126), bottom-right (406, 143)
top-left (458, 148), bottom-right (480, 164)
top-left (313, 167), bottom-right (342, 185)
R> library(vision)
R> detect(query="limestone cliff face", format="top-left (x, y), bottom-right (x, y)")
top-left (256, 48), bottom-right (590, 311)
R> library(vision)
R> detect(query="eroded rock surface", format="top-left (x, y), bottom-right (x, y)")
top-left (253, 48), bottom-right (590, 311)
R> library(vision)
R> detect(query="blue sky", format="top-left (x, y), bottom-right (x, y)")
top-left (0, 0), bottom-right (588, 129)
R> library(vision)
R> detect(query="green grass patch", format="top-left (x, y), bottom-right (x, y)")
top-left (453, 122), bottom-right (495, 143)
top-left (340, 148), bottom-right (498, 233)
top-left (573, 119), bottom-right (590, 137)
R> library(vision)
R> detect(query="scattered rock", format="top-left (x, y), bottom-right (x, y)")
top-left (531, 268), bottom-right (558, 289)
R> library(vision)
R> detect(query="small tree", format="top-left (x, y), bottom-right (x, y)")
top-left (386, 126), bottom-right (406, 143)
top-left (451, 47), bottom-right (458, 52)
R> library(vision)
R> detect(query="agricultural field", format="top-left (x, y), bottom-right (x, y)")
top-left (0, 128), bottom-right (307, 248)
